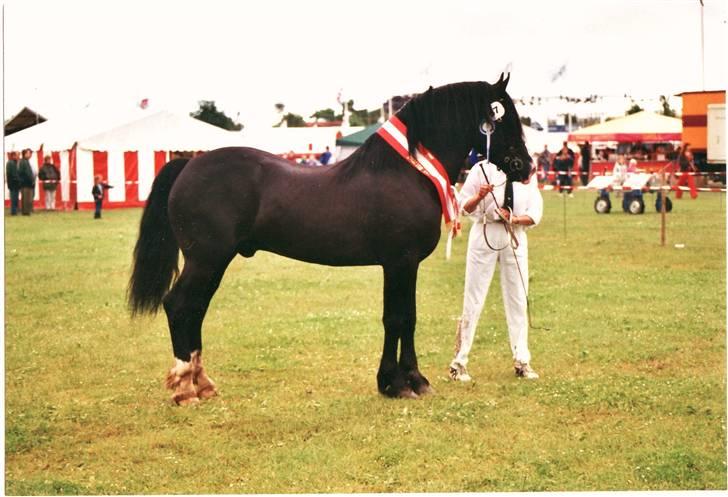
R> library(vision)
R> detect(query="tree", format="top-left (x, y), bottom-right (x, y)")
top-left (659, 95), bottom-right (677, 117)
top-left (273, 102), bottom-right (305, 127)
top-left (626, 103), bottom-right (643, 115)
top-left (346, 100), bottom-right (381, 126)
top-left (275, 113), bottom-right (306, 127)
top-left (310, 108), bottom-right (340, 122)
top-left (190, 100), bottom-right (243, 131)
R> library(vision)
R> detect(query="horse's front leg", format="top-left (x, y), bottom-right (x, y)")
top-left (378, 262), bottom-right (422, 399)
top-left (396, 267), bottom-right (433, 396)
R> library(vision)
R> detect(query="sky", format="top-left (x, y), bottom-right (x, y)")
top-left (2, 0), bottom-right (727, 128)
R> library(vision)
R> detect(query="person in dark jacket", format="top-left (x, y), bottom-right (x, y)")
top-left (5, 151), bottom-right (21, 215)
top-left (92, 175), bottom-right (113, 219)
top-left (579, 141), bottom-right (591, 186)
top-left (38, 156), bottom-right (61, 210)
top-left (554, 142), bottom-right (575, 196)
top-left (18, 149), bottom-right (36, 216)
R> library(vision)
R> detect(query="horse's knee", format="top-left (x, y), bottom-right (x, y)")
top-left (382, 313), bottom-right (415, 333)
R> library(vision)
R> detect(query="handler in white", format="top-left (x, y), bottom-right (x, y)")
top-left (449, 160), bottom-right (543, 381)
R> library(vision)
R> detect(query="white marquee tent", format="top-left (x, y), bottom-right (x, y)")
top-left (5, 107), bottom-right (243, 208)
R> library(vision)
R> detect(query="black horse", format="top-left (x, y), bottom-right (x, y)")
top-left (128, 74), bottom-right (531, 404)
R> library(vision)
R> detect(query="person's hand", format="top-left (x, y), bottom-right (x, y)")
top-left (498, 208), bottom-right (511, 222)
top-left (476, 184), bottom-right (493, 199)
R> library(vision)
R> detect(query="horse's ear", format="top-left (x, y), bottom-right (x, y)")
top-left (503, 73), bottom-right (511, 89)
top-left (496, 73), bottom-right (504, 85)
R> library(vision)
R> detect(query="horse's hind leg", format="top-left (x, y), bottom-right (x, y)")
top-left (163, 256), bottom-right (231, 405)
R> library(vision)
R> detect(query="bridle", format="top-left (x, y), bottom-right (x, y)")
top-left (477, 107), bottom-right (519, 252)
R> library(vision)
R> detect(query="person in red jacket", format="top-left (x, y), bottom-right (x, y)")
top-left (673, 147), bottom-right (698, 199)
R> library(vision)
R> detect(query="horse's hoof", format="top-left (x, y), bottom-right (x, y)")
top-left (172, 392), bottom-right (199, 406)
top-left (197, 385), bottom-right (218, 400)
top-left (398, 388), bottom-right (419, 400)
top-left (414, 384), bottom-right (434, 396)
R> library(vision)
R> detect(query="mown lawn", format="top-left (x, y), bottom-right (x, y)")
top-left (4, 190), bottom-right (726, 493)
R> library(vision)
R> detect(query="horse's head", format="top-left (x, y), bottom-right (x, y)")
top-left (473, 74), bottom-right (532, 182)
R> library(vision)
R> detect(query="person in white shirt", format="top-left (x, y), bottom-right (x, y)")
top-left (449, 160), bottom-right (543, 382)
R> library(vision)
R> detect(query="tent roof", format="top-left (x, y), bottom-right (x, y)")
top-left (79, 110), bottom-right (241, 151)
top-left (567, 110), bottom-right (682, 142)
top-left (4, 105), bottom-right (151, 151)
top-left (4, 107), bottom-right (47, 136)
top-left (336, 124), bottom-right (382, 146)
top-left (4, 106), bottom-right (242, 152)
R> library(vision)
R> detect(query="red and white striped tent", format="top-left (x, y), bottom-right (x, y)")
top-left (5, 107), bottom-right (242, 209)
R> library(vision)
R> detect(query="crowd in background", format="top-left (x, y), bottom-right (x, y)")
top-left (532, 140), bottom-right (699, 198)
top-left (5, 149), bottom-right (60, 216)
top-left (5, 150), bottom-right (115, 218)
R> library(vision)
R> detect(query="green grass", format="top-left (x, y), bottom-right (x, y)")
top-left (5, 191), bottom-right (726, 493)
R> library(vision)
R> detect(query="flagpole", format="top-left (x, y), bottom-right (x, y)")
top-left (699, 0), bottom-right (705, 90)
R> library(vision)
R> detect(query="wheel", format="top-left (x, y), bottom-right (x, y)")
top-left (656, 194), bottom-right (673, 213)
top-left (594, 196), bottom-right (611, 214)
top-left (627, 197), bottom-right (645, 214)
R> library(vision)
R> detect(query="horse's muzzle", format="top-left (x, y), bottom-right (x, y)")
top-left (502, 153), bottom-right (532, 182)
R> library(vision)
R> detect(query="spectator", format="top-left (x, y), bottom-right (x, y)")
top-left (5, 151), bottom-right (21, 216)
top-left (537, 145), bottom-right (552, 184)
top-left (611, 154), bottom-right (628, 197)
top-left (18, 149), bottom-right (36, 216)
top-left (554, 142), bottom-right (575, 196)
top-left (673, 148), bottom-right (698, 199)
top-left (38, 155), bottom-right (61, 210)
top-left (579, 141), bottom-right (591, 186)
top-left (319, 146), bottom-right (332, 165)
top-left (627, 158), bottom-right (638, 174)
top-left (92, 175), bottom-right (114, 219)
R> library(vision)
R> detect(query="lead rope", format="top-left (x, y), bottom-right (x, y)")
top-left (477, 128), bottom-right (549, 331)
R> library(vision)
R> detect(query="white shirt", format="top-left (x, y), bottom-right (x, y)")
top-left (458, 161), bottom-right (543, 227)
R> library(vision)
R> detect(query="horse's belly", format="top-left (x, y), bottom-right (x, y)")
top-left (257, 232), bottom-right (379, 267)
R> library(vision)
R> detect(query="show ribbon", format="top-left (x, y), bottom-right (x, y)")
top-left (377, 116), bottom-right (461, 259)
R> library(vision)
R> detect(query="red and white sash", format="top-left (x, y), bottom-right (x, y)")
top-left (377, 116), bottom-right (461, 256)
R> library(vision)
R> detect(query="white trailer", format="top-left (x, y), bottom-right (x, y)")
top-left (707, 103), bottom-right (725, 165)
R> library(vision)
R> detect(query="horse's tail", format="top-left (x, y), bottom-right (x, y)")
top-left (127, 158), bottom-right (190, 316)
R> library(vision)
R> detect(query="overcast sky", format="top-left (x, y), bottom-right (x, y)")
top-left (3, 0), bottom-right (726, 127)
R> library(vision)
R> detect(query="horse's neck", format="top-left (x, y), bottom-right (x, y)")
top-left (397, 115), bottom-right (471, 185)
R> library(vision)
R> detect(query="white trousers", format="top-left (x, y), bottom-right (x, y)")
top-left (451, 220), bottom-right (531, 368)
top-left (44, 189), bottom-right (57, 210)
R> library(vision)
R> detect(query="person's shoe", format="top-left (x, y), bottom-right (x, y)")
top-left (449, 364), bottom-right (472, 382)
top-left (514, 360), bottom-right (539, 379)
top-left (568, 193), bottom-right (574, 198)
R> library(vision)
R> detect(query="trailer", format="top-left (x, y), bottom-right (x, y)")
top-left (588, 172), bottom-right (671, 215)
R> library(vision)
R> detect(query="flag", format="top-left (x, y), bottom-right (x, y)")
top-left (550, 64), bottom-right (567, 83)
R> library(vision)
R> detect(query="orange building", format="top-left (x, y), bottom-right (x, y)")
top-left (677, 90), bottom-right (726, 155)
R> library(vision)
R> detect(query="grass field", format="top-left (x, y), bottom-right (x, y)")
top-left (4, 190), bottom-right (726, 494)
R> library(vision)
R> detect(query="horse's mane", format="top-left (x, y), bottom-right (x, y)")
top-left (403, 81), bottom-right (491, 156)
top-left (340, 81), bottom-right (522, 172)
